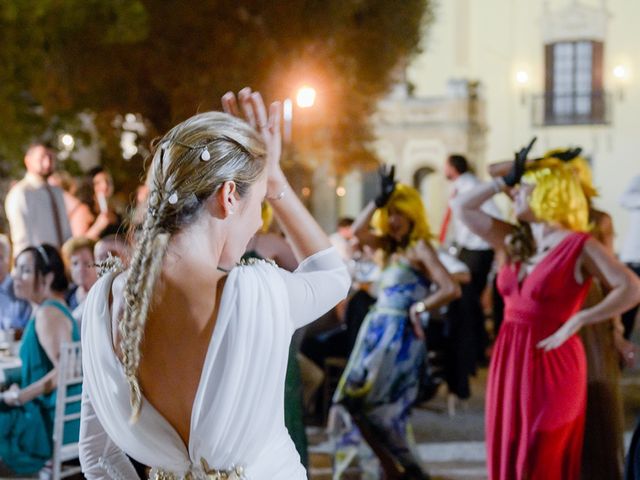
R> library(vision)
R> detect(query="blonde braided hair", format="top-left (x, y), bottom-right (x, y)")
top-left (120, 111), bottom-right (266, 421)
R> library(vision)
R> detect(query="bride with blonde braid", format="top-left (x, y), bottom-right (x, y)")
top-left (78, 88), bottom-right (350, 479)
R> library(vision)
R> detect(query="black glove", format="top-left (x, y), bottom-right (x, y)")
top-left (374, 164), bottom-right (397, 208)
top-left (503, 137), bottom-right (537, 187)
top-left (550, 147), bottom-right (582, 162)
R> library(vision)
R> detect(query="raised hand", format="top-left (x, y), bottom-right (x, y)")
top-left (222, 88), bottom-right (284, 186)
top-left (503, 137), bottom-right (537, 187)
top-left (374, 164), bottom-right (396, 208)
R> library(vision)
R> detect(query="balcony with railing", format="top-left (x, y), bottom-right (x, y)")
top-left (531, 91), bottom-right (612, 127)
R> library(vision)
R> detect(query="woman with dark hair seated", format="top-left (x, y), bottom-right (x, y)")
top-left (0, 244), bottom-right (80, 476)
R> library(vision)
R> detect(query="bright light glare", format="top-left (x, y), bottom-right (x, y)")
top-left (515, 71), bottom-right (529, 85)
top-left (613, 65), bottom-right (627, 79)
top-left (61, 134), bottom-right (75, 149)
top-left (296, 86), bottom-right (316, 108)
top-left (336, 186), bottom-right (346, 197)
top-left (283, 98), bottom-right (293, 122)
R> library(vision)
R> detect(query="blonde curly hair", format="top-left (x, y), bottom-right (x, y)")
top-left (121, 111), bottom-right (266, 421)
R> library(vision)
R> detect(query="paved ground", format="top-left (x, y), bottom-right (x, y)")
top-left (309, 363), bottom-right (640, 480)
top-left (13, 347), bottom-right (640, 480)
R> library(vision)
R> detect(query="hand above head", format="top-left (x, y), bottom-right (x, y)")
top-left (222, 88), bottom-right (284, 187)
top-left (503, 136), bottom-right (537, 187)
top-left (374, 164), bottom-right (396, 208)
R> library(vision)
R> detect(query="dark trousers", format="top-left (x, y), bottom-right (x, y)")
top-left (443, 292), bottom-right (475, 399)
top-left (492, 275), bottom-right (505, 336)
top-left (622, 263), bottom-right (640, 339)
top-left (458, 248), bottom-right (495, 367)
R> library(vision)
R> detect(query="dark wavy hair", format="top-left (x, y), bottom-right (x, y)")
top-left (17, 244), bottom-right (69, 293)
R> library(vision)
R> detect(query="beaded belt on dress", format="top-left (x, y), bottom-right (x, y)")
top-left (149, 459), bottom-right (246, 480)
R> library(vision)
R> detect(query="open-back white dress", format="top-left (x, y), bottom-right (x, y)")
top-left (79, 248), bottom-right (349, 479)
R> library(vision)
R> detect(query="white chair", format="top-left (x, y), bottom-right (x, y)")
top-left (50, 341), bottom-right (83, 480)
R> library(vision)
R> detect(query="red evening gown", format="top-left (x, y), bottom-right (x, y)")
top-left (487, 232), bottom-right (592, 480)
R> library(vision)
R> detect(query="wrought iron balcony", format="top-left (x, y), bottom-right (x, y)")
top-left (531, 91), bottom-right (611, 127)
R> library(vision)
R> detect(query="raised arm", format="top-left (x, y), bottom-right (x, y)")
top-left (222, 88), bottom-right (330, 261)
top-left (451, 179), bottom-right (515, 252)
top-left (223, 88), bottom-right (350, 326)
top-left (351, 201), bottom-right (382, 248)
top-left (452, 139), bottom-right (537, 251)
top-left (350, 165), bottom-right (397, 250)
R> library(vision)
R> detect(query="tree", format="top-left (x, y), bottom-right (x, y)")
top-left (0, 0), bottom-right (433, 182)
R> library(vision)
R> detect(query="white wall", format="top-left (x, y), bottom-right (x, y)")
top-left (408, 0), bottom-right (640, 252)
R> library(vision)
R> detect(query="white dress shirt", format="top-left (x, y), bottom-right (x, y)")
top-left (451, 172), bottom-right (502, 251)
top-left (4, 173), bottom-right (72, 255)
top-left (620, 175), bottom-right (640, 264)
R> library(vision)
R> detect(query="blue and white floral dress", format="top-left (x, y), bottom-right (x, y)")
top-left (332, 259), bottom-right (430, 477)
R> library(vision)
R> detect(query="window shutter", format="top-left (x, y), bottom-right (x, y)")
top-left (544, 44), bottom-right (555, 124)
top-left (591, 41), bottom-right (604, 122)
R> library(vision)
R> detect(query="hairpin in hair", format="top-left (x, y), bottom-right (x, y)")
top-left (36, 245), bottom-right (50, 268)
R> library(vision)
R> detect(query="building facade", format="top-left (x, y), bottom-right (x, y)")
top-left (395, 0), bottom-right (639, 251)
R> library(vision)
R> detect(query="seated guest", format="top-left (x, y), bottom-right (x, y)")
top-left (93, 234), bottom-right (130, 267)
top-left (0, 235), bottom-right (31, 331)
top-left (62, 237), bottom-right (98, 324)
top-left (0, 244), bottom-right (80, 477)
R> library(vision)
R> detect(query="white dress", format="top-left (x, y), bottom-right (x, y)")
top-left (79, 247), bottom-right (350, 479)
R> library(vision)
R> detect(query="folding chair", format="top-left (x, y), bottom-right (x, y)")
top-left (50, 341), bottom-right (83, 480)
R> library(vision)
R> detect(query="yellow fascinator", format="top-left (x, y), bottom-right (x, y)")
top-left (521, 157), bottom-right (590, 232)
top-left (543, 148), bottom-right (598, 199)
top-left (370, 183), bottom-right (432, 246)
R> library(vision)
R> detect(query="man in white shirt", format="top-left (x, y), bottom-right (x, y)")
top-left (620, 174), bottom-right (640, 338)
top-left (4, 143), bottom-right (72, 257)
top-left (443, 154), bottom-right (502, 365)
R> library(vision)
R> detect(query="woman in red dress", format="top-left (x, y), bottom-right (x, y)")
top-left (452, 142), bottom-right (640, 480)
